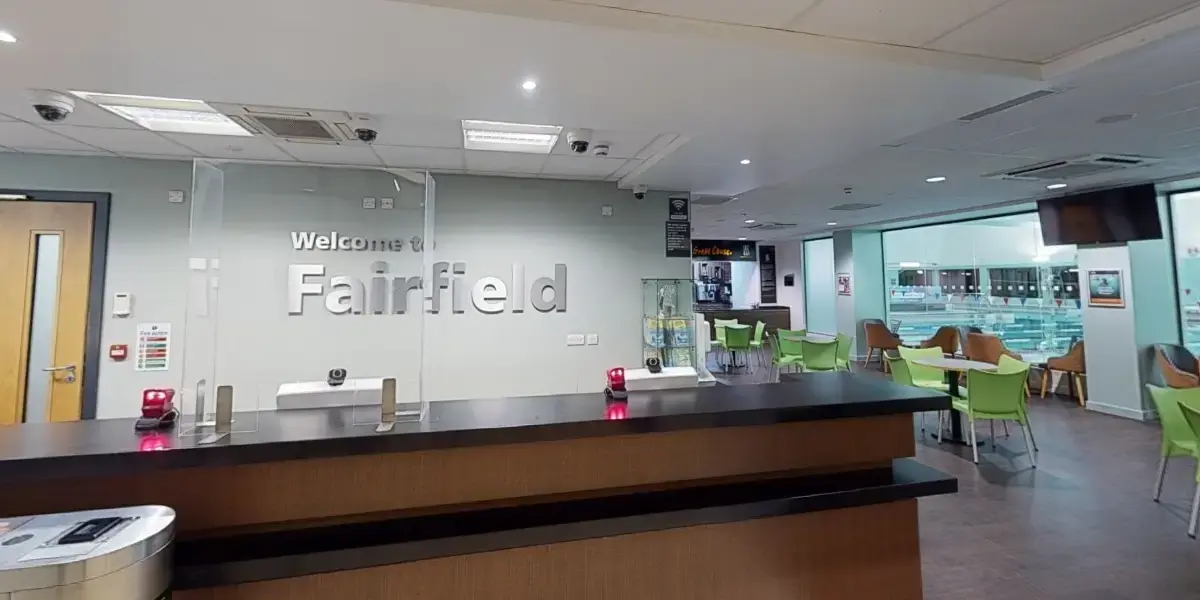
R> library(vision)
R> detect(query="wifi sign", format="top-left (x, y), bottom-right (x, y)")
top-left (667, 194), bottom-right (689, 222)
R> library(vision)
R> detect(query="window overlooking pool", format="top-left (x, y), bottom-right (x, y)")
top-left (882, 213), bottom-right (1082, 356)
top-left (1171, 190), bottom-right (1200, 354)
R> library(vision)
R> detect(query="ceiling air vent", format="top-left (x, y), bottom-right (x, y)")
top-left (745, 222), bottom-right (796, 231)
top-left (691, 196), bottom-right (733, 206)
top-left (985, 154), bottom-right (1159, 181)
top-left (958, 89), bottom-right (1060, 122)
top-left (248, 116), bottom-right (339, 141)
top-left (212, 103), bottom-right (372, 144)
top-left (829, 203), bottom-right (880, 211)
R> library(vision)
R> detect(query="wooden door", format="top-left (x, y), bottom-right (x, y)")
top-left (0, 200), bottom-right (94, 424)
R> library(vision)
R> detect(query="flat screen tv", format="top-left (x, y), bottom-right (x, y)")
top-left (1037, 183), bottom-right (1162, 245)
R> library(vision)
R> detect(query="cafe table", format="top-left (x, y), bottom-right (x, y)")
top-left (911, 357), bottom-right (997, 445)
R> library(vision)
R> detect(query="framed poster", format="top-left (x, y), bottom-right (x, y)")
top-left (1087, 269), bottom-right (1125, 307)
top-left (837, 273), bottom-right (852, 296)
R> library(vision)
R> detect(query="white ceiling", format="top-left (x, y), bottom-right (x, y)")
top-left (698, 21), bottom-right (1200, 239)
top-left (1, 0), bottom-right (1200, 240)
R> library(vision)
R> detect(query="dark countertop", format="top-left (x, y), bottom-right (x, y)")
top-left (0, 373), bottom-right (947, 482)
top-left (173, 458), bottom-right (956, 589)
top-left (694, 305), bottom-right (791, 311)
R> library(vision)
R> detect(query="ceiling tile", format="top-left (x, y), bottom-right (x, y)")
top-left (789, 0), bottom-right (1006, 47)
top-left (928, 0), bottom-right (1200, 62)
top-left (370, 117), bottom-right (463, 148)
top-left (551, 129), bottom-right (663, 159)
top-left (276, 142), bottom-right (384, 166)
top-left (162, 133), bottom-right (294, 161)
top-left (0, 121), bottom-right (102, 152)
top-left (627, 0), bottom-right (818, 28)
top-left (51, 127), bottom-right (195, 155)
top-left (541, 154), bottom-right (626, 178)
top-left (374, 145), bottom-right (465, 170)
top-left (464, 150), bottom-right (548, 174)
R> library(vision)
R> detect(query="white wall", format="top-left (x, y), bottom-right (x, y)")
top-left (773, 241), bottom-right (805, 329)
top-left (0, 154), bottom-right (688, 418)
top-left (803, 238), bottom-right (836, 334)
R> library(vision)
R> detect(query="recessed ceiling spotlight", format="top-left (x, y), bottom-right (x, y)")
top-left (926, 176), bottom-right (947, 183)
top-left (744, 219), bottom-right (756, 224)
top-left (521, 79), bottom-right (537, 92)
top-left (738, 237), bottom-right (747, 241)
top-left (826, 221), bottom-right (837, 226)
top-left (740, 159), bottom-right (751, 165)
top-left (1046, 183), bottom-right (1067, 190)
top-left (0, 31), bottom-right (16, 44)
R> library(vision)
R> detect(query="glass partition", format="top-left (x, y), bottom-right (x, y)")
top-left (803, 238), bottom-right (836, 334)
top-left (1171, 190), bottom-right (1200, 353)
top-left (178, 160), bottom-right (432, 436)
top-left (882, 213), bottom-right (1080, 358)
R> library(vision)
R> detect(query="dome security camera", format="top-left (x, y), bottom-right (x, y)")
top-left (29, 90), bottom-right (74, 123)
top-left (633, 185), bottom-right (648, 200)
top-left (354, 128), bottom-right (378, 143)
top-left (567, 128), bottom-right (593, 154)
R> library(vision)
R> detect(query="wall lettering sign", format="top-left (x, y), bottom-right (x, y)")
top-left (287, 262), bottom-right (567, 315)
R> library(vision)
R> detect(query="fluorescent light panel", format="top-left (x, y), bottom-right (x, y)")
top-left (462, 119), bottom-right (561, 154)
top-left (71, 91), bottom-right (252, 136)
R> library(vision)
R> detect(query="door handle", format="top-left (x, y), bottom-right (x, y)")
top-left (43, 364), bottom-right (77, 383)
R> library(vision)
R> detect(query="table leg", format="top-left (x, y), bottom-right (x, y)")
top-left (932, 371), bottom-right (981, 446)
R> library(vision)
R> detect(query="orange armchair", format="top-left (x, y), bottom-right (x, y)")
top-left (919, 326), bottom-right (958, 356)
top-left (1044, 341), bottom-right (1086, 406)
top-left (863, 318), bottom-right (902, 372)
top-left (964, 332), bottom-right (1022, 364)
top-left (1155, 344), bottom-right (1200, 389)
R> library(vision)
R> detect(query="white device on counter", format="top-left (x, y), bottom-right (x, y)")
top-left (276, 377), bottom-right (385, 410)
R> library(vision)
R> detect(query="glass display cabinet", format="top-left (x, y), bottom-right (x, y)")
top-left (642, 278), bottom-right (696, 368)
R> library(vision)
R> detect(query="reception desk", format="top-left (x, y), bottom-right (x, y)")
top-left (0, 373), bottom-right (952, 600)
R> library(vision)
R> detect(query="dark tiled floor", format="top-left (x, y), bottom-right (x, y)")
top-left (705, 354), bottom-right (1200, 600)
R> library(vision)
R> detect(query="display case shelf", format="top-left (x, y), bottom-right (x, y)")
top-left (642, 279), bottom-right (696, 368)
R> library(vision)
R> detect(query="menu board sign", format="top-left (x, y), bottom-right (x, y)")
top-left (759, 245), bottom-right (777, 304)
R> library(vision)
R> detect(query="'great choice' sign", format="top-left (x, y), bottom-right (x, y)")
top-left (691, 239), bottom-right (757, 261)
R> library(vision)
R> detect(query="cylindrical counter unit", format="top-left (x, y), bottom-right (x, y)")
top-left (0, 373), bottom-right (952, 600)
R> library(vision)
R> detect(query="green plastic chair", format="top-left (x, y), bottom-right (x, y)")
top-left (748, 321), bottom-right (766, 368)
top-left (945, 369), bottom-right (1036, 467)
top-left (769, 332), bottom-right (805, 379)
top-left (888, 355), bottom-right (943, 434)
top-left (711, 318), bottom-right (737, 365)
top-left (986, 355), bottom-right (1035, 443)
top-left (800, 339), bottom-right (838, 372)
top-left (1174, 397), bottom-right (1200, 538)
top-left (723, 325), bottom-right (753, 373)
top-left (1145, 385), bottom-right (1200, 538)
top-left (835, 333), bottom-right (853, 371)
top-left (897, 346), bottom-right (950, 393)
